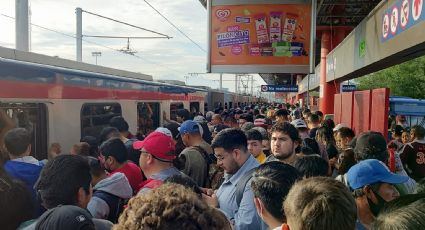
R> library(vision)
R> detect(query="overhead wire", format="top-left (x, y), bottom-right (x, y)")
top-left (0, 12), bottom-right (196, 76)
top-left (142, 0), bottom-right (207, 53)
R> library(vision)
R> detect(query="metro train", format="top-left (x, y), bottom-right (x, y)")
top-left (0, 56), bottom-right (266, 160)
top-left (0, 57), bottom-right (208, 160)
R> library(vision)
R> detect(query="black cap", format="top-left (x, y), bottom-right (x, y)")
top-left (35, 205), bottom-right (95, 230)
top-left (391, 124), bottom-right (404, 136)
top-left (354, 132), bottom-right (387, 157)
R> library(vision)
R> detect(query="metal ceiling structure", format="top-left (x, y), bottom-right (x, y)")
top-left (197, 0), bottom-right (382, 85)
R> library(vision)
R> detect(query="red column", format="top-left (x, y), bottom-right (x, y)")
top-left (319, 31), bottom-right (335, 114)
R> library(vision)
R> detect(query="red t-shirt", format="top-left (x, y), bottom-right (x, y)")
top-left (111, 161), bottom-right (143, 193)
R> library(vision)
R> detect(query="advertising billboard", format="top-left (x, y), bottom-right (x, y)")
top-left (208, 0), bottom-right (312, 74)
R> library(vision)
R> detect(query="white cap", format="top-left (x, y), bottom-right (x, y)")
top-left (291, 119), bottom-right (307, 128)
top-left (155, 127), bottom-right (173, 138)
top-left (333, 123), bottom-right (348, 132)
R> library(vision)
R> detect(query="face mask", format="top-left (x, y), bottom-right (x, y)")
top-left (367, 189), bottom-right (387, 216)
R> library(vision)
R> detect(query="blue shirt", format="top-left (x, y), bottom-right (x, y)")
top-left (217, 155), bottom-right (262, 230)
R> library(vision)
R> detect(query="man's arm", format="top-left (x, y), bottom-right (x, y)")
top-left (234, 180), bottom-right (262, 230)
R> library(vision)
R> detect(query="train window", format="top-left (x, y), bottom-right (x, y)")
top-left (170, 103), bottom-right (184, 121)
top-left (62, 74), bottom-right (90, 86)
top-left (190, 102), bottom-right (200, 115)
top-left (137, 102), bottom-right (160, 138)
top-left (81, 103), bottom-right (122, 138)
top-left (0, 103), bottom-right (48, 160)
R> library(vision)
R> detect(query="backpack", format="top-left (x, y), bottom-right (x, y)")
top-left (235, 167), bottom-right (257, 207)
top-left (190, 145), bottom-right (224, 190)
top-left (92, 190), bottom-right (128, 223)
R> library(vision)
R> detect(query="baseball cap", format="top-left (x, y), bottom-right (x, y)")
top-left (178, 120), bottom-right (201, 135)
top-left (354, 131), bottom-right (387, 157)
top-left (291, 119), bottom-right (307, 128)
top-left (193, 115), bottom-right (207, 123)
top-left (155, 127), bottom-right (173, 138)
top-left (347, 159), bottom-right (409, 190)
top-left (35, 205), bottom-right (94, 230)
top-left (254, 118), bottom-right (267, 127)
top-left (333, 123), bottom-right (348, 132)
top-left (133, 131), bottom-right (176, 161)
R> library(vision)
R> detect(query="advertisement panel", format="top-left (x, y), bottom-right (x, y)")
top-left (208, 0), bottom-right (312, 73)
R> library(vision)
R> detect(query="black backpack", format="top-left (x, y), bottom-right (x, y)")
top-left (92, 190), bottom-right (127, 223)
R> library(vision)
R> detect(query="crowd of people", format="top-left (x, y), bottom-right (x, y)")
top-left (1, 103), bottom-right (425, 230)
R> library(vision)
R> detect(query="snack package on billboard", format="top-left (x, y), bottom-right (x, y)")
top-left (272, 41), bottom-right (292, 57)
top-left (260, 44), bottom-right (273, 56)
top-left (249, 44), bottom-right (261, 56)
top-left (254, 14), bottom-right (270, 44)
top-left (290, 42), bottom-right (304, 56)
top-left (282, 13), bottom-right (298, 42)
top-left (269, 12), bottom-right (282, 42)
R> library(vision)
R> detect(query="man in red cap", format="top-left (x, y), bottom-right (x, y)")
top-left (133, 129), bottom-right (182, 195)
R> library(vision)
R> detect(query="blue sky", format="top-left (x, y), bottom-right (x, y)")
top-left (0, 0), bottom-right (266, 93)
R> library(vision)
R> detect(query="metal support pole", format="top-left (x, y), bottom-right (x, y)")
top-left (250, 75), bottom-right (254, 96)
top-left (76, 7), bottom-right (83, 62)
top-left (219, 73), bottom-right (223, 90)
top-left (308, 0), bottom-right (317, 109)
top-left (15, 0), bottom-right (29, 51)
top-left (234, 75), bottom-right (237, 93)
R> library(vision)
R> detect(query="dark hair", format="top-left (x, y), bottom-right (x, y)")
top-left (224, 116), bottom-right (237, 125)
top-left (199, 122), bottom-right (213, 144)
top-left (371, 195), bottom-right (425, 230)
top-left (314, 110), bottom-right (324, 118)
top-left (176, 109), bottom-right (192, 121)
top-left (321, 119), bottom-right (335, 130)
top-left (412, 125), bottom-right (425, 139)
top-left (99, 127), bottom-right (120, 144)
top-left (99, 138), bottom-right (128, 163)
top-left (316, 126), bottom-right (335, 145)
top-left (294, 155), bottom-right (329, 178)
top-left (270, 122), bottom-right (300, 143)
top-left (308, 113), bottom-right (320, 123)
top-left (80, 136), bottom-right (99, 158)
top-left (302, 138), bottom-right (320, 155)
top-left (4, 128), bottom-right (31, 156)
top-left (337, 127), bottom-right (355, 139)
top-left (87, 156), bottom-right (105, 178)
top-left (251, 162), bottom-right (300, 221)
top-left (338, 149), bottom-right (356, 175)
top-left (245, 129), bottom-right (263, 142)
top-left (164, 174), bottom-right (202, 197)
top-left (211, 128), bottom-right (248, 153)
top-left (0, 167), bottom-right (34, 230)
top-left (36, 155), bottom-right (91, 209)
top-left (239, 113), bottom-right (254, 122)
top-left (110, 116), bottom-right (129, 132)
top-left (274, 109), bottom-right (289, 117)
top-left (300, 146), bottom-right (315, 155)
top-left (354, 132), bottom-right (389, 163)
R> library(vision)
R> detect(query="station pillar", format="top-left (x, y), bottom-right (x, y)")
top-left (319, 31), bottom-right (336, 114)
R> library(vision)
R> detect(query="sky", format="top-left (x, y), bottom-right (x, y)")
top-left (0, 0), bottom-right (266, 93)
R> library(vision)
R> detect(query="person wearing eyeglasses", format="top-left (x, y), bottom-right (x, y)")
top-left (133, 130), bottom-right (183, 195)
top-left (202, 128), bottom-right (262, 230)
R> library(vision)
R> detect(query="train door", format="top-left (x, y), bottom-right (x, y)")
top-left (0, 103), bottom-right (48, 160)
top-left (190, 102), bottom-right (200, 115)
top-left (80, 103), bottom-right (122, 140)
top-left (170, 102), bottom-right (184, 121)
top-left (137, 102), bottom-right (160, 138)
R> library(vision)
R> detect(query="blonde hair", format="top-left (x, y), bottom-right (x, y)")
top-left (113, 183), bottom-right (231, 230)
